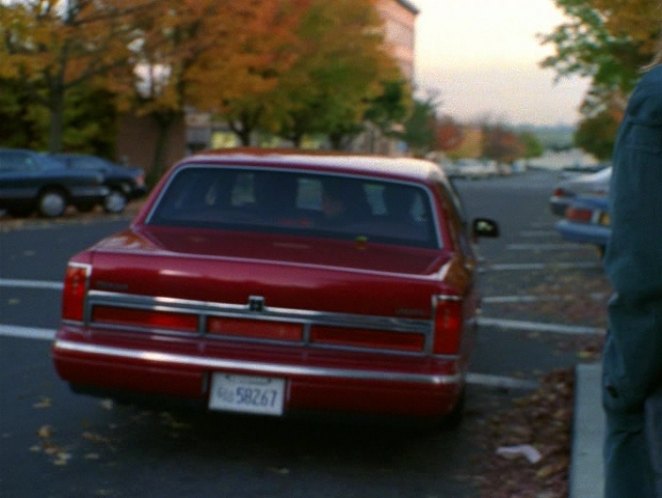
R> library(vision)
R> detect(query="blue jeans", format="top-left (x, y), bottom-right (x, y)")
top-left (646, 387), bottom-right (662, 497)
top-left (604, 408), bottom-right (657, 497)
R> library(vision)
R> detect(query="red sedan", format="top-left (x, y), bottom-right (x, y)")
top-left (52, 149), bottom-right (498, 425)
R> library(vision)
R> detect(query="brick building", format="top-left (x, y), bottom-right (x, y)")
top-left (376, 0), bottom-right (419, 82)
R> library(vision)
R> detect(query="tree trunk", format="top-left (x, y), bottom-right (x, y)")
top-left (147, 112), bottom-right (176, 186)
top-left (47, 82), bottom-right (66, 152)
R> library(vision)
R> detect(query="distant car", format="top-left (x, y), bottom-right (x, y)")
top-left (0, 148), bottom-right (108, 218)
top-left (48, 153), bottom-right (146, 213)
top-left (555, 194), bottom-right (610, 257)
top-left (446, 159), bottom-right (497, 180)
top-left (52, 149), bottom-right (500, 426)
top-left (549, 166), bottom-right (611, 216)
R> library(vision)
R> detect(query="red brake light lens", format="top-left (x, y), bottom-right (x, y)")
top-left (433, 298), bottom-right (463, 355)
top-left (310, 326), bottom-right (425, 352)
top-left (566, 206), bottom-right (593, 222)
top-left (92, 306), bottom-right (198, 332)
top-left (207, 317), bottom-right (302, 342)
top-left (62, 264), bottom-right (91, 322)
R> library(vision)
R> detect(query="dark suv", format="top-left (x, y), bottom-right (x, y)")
top-left (48, 153), bottom-right (147, 213)
top-left (0, 148), bottom-right (108, 218)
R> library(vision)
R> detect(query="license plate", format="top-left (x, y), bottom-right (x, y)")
top-left (209, 373), bottom-right (285, 416)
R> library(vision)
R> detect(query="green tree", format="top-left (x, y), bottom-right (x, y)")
top-left (541, 0), bottom-right (661, 155)
top-left (400, 97), bottom-right (438, 157)
top-left (273, 0), bottom-right (403, 148)
top-left (518, 131), bottom-right (544, 162)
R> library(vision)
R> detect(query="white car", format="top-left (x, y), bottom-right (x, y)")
top-left (549, 166), bottom-right (611, 217)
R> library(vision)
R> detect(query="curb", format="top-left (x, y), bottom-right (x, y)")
top-left (569, 363), bottom-right (605, 498)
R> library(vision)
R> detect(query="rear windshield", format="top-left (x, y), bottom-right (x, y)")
top-left (147, 165), bottom-right (439, 248)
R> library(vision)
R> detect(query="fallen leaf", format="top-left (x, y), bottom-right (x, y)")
top-left (82, 431), bottom-right (109, 444)
top-left (33, 397), bottom-right (52, 409)
top-left (37, 425), bottom-right (53, 439)
top-left (268, 467), bottom-right (290, 475)
top-left (99, 399), bottom-right (114, 411)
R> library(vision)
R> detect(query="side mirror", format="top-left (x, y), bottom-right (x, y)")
top-left (472, 218), bottom-right (499, 239)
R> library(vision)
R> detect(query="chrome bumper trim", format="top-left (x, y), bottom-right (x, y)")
top-left (53, 339), bottom-right (462, 386)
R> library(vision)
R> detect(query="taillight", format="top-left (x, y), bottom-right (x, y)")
top-left (433, 297), bottom-right (463, 355)
top-left (92, 306), bottom-right (198, 333)
top-left (62, 263), bottom-right (91, 322)
top-left (566, 206), bottom-right (593, 223)
top-left (553, 188), bottom-right (572, 198)
top-left (207, 317), bottom-right (302, 342)
top-left (310, 326), bottom-right (424, 352)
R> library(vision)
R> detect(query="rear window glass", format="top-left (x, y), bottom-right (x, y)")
top-left (148, 166), bottom-right (439, 248)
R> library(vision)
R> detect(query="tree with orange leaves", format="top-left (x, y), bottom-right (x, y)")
top-left (0, 0), bottom-right (156, 152)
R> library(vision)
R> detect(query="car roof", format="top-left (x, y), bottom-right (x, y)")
top-left (177, 148), bottom-right (443, 184)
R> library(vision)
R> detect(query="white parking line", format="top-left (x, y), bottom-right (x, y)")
top-left (483, 295), bottom-right (571, 304)
top-left (466, 372), bottom-right (538, 390)
top-left (0, 278), bottom-right (63, 290)
top-left (507, 243), bottom-right (590, 251)
top-left (0, 324), bottom-right (55, 340)
top-left (488, 262), bottom-right (602, 271)
top-left (519, 230), bottom-right (558, 238)
top-left (478, 317), bottom-right (604, 335)
top-left (0, 324), bottom-right (539, 390)
top-left (0, 279), bottom-right (598, 386)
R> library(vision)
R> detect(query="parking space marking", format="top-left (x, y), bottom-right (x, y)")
top-left (488, 262), bottom-right (602, 271)
top-left (0, 324), bottom-right (55, 340)
top-left (0, 278), bottom-right (63, 290)
top-left (478, 317), bottom-right (604, 335)
top-left (519, 230), bottom-right (558, 238)
top-left (483, 295), bottom-right (571, 304)
top-left (507, 243), bottom-right (590, 251)
top-left (466, 373), bottom-right (538, 390)
top-left (1, 324), bottom-right (540, 390)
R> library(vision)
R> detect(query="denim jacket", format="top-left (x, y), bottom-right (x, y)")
top-left (603, 66), bottom-right (662, 412)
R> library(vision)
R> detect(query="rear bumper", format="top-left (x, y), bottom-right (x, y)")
top-left (555, 219), bottom-right (610, 247)
top-left (52, 335), bottom-right (464, 418)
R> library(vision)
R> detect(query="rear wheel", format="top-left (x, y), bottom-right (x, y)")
top-left (38, 189), bottom-right (67, 218)
top-left (103, 189), bottom-right (127, 214)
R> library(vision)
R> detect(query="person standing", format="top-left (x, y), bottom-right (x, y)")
top-left (603, 45), bottom-right (662, 497)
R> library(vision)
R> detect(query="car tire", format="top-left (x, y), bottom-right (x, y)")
top-left (103, 189), bottom-right (128, 214)
top-left (38, 189), bottom-right (67, 218)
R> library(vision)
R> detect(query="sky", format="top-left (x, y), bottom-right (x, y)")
top-left (411, 0), bottom-right (591, 126)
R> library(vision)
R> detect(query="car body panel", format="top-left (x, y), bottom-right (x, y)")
top-left (549, 166), bottom-right (611, 216)
top-left (555, 195), bottom-right (610, 250)
top-left (52, 149), bottom-right (498, 420)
